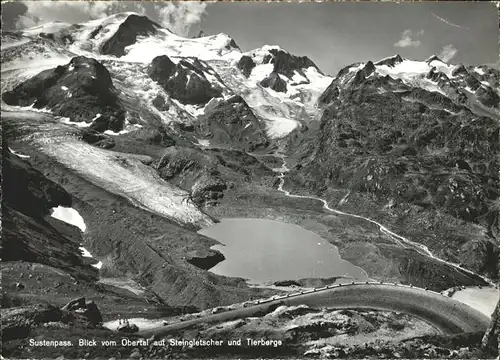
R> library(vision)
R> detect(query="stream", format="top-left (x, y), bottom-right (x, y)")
top-left (272, 154), bottom-right (494, 286)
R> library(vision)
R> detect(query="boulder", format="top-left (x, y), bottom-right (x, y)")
top-left (152, 94), bottom-right (170, 111)
top-left (117, 322), bottom-right (139, 333)
top-left (82, 300), bottom-right (103, 325)
top-left (191, 175), bottom-right (228, 206)
top-left (61, 297), bottom-right (103, 325)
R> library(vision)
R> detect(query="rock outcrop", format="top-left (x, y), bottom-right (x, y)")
top-left (237, 55), bottom-right (256, 77)
top-left (153, 146), bottom-right (274, 208)
top-left (61, 297), bottom-right (103, 325)
top-left (265, 48), bottom-right (320, 78)
top-left (260, 72), bottom-right (287, 93)
top-left (186, 250), bottom-right (225, 270)
top-left (147, 55), bottom-right (223, 105)
top-left (100, 14), bottom-right (161, 57)
top-left (375, 54), bottom-right (404, 67)
top-left (1, 144), bottom-right (97, 281)
top-left (1, 304), bottom-right (64, 341)
top-left (289, 60), bottom-right (500, 283)
top-left (2, 299), bottom-right (103, 341)
top-left (2, 56), bottom-right (125, 132)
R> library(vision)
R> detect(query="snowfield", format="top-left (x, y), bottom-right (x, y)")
top-left (50, 206), bottom-right (87, 232)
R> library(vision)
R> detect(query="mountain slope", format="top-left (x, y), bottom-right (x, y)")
top-left (287, 56), bottom-right (500, 281)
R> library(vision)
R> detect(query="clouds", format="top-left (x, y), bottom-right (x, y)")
top-left (438, 44), bottom-right (458, 62)
top-left (12, 1), bottom-right (207, 37)
top-left (394, 29), bottom-right (424, 48)
top-left (154, 2), bottom-right (207, 36)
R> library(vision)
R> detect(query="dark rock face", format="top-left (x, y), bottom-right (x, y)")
top-left (266, 48), bottom-right (321, 78)
top-left (274, 280), bottom-right (301, 287)
top-left (89, 114), bottom-right (123, 133)
top-left (152, 94), bottom-right (170, 111)
top-left (147, 55), bottom-right (176, 81)
top-left (131, 126), bottom-right (176, 147)
top-left (2, 56), bottom-right (125, 132)
top-left (464, 74), bottom-right (482, 92)
top-left (260, 72), bottom-right (287, 93)
top-left (426, 68), bottom-right (450, 83)
top-left (1, 145), bottom-right (97, 281)
top-left (351, 61), bottom-right (376, 86)
top-left (404, 88), bottom-right (462, 113)
top-left (426, 55), bottom-right (444, 64)
top-left (318, 84), bottom-right (340, 105)
top-left (195, 95), bottom-right (269, 152)
top-left (100, 14), bottom-right (161, 57)
top-left (2, 299), bottom-right (104, 341)
top-left (191, 174), bottom-right (228, 206)
top-left (1, 304), bottom-right (64, 341)
top-left (147, 55), bottom-right (223, 105)
top-left (186, 250), bottom-right (225, 270)
top-left (237, 55), bottom-right (256, 77)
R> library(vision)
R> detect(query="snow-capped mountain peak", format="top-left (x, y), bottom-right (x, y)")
top-left (320, 55), bottom-right (499, 118)
top-left (3, 12), bottom-right (499, 146)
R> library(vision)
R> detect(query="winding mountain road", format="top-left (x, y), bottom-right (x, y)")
top-left (139, 282), bottom-right (490, 337)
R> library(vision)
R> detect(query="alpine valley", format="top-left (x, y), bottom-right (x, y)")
top-left (1, 12), bottom-right (499, 359)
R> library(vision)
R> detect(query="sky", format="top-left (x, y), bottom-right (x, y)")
top-left (1, 1), bottom-right (498, 75)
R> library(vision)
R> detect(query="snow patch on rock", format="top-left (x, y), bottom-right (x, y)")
top-left (50, 206), bottom-right (87, 232)
top-left (9, 148), bottom-right (30, 158)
